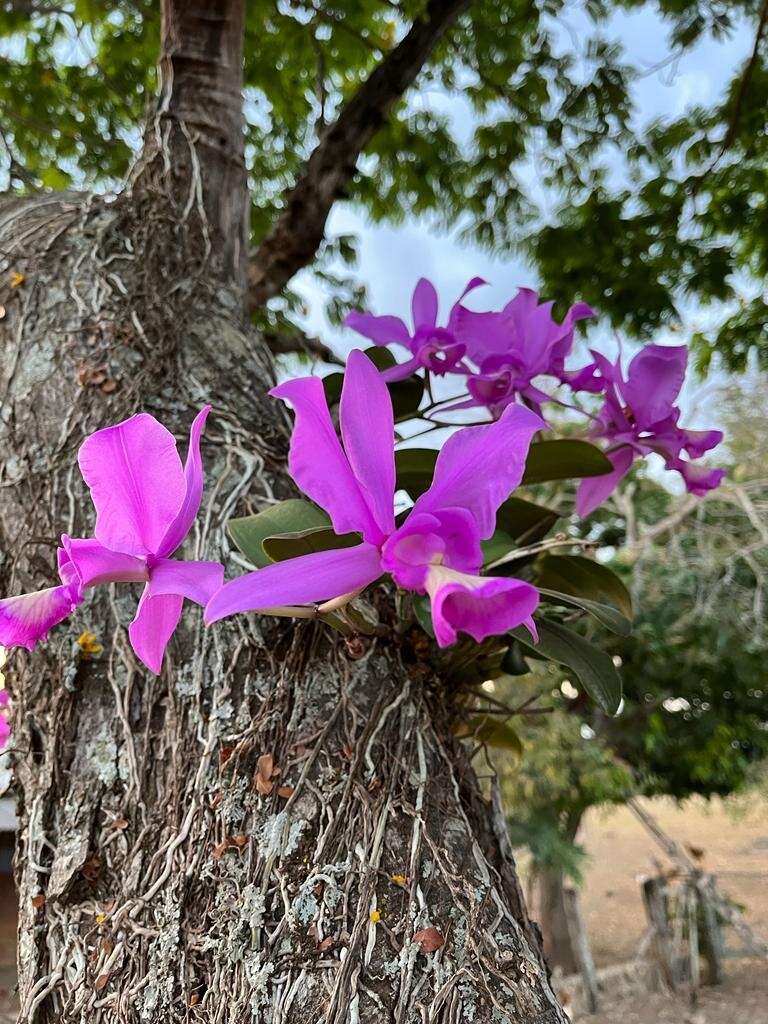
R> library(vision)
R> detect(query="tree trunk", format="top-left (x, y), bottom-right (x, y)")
top-left (535, 813), bottom-right (583, 976)
top-left (0, 5), bottom-right (567, 1022)
top-left (537, 868), bottom-right (578, 977)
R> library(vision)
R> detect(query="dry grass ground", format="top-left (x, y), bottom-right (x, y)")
top-left (579, 795), bottom-right (768, 967)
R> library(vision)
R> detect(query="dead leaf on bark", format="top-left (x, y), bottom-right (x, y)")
top-left (31, 894), bottom-right (45, 910)
top-left (317, 936), bottom-right (335, 952)
top-left (94, 973), bottom-right (110, 992)
top-left (111, 818), bottom-right (128, 831)
top-left (254, 752), bottom-right (277, 794)
top-left (231, 833), bottom-right (249, 848)
top-left (212, 840), bottom-right (231, 861)
top-left (219, 745), bottom-right (235, 767)
top-left (413, 927), bottom-right (444, 953)
top-left (277, 785), bottom-right (294, 799)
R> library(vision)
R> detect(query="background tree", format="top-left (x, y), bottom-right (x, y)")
top-left (1, 1), bottom-right (767, 364)
top-left (501, 374), bottom-right (768, 970)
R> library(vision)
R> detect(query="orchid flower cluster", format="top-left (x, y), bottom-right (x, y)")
top-left (345, 278), bottom-right (724, 509)
top-left (0, 278), bottom-right (725, 736)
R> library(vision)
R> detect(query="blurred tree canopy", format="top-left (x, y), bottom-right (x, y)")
top-left (1, 0), bottom-right (766, 365)
top-left (502, 374), bottom-right (768, 881)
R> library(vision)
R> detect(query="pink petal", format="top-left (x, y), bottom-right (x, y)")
top-left (157, 406), bottom-right (211, 557)
top-left (381, 508), bottom-right (482, 589)
top-left (340, 350), bottom-right (396, 538)
top-left (128, 587), bottom-right (183, 674)
top-left (450, 307), bottom-right (510, 365)
top-left (344, 311), bottom-right (412, 350)
top-left (205, 543), bottom-right (383, 624)
top-left (61, 535), bottom-right (148, 589)
top-left (380, 355), bottom-right (423, 382)
top-left (148, 558), bottom-right (225, 607)
top-left (669, 459), bottom-right (726, 496)
top-left (78, 412), bottom-right (186, 557)
top-left (0, 584), bottom-right (80, 652)
top-left (576, 446), bottom-right (635, 516)
top-left (621, 345), bottom-right (687, 429)
top-left (0, 712), bottom-right (10, 751)
top-left (270, 376), bottom-right (382, 543)
top-left (411, 278), bottom-right (438, 329)
top-left (681, 428), bottom-right (723, 459)
top-left (425, 565), bottom-right (540, 648)
top-left (413, 403), bottom-right (546, 538)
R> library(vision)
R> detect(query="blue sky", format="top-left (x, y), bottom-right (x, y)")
top-left (293, 3), bottom-right (753, 404)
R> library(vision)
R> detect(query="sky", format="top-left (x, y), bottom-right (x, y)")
top-left (292, 2), bottom-right (753, 412)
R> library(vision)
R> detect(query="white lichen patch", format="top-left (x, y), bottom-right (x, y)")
top-left (256, 811), bottom-right (308, 860)
top-left (243, 951), bottom-right (274, 1015)
top-left (83, 719), bottom-right (118, 786)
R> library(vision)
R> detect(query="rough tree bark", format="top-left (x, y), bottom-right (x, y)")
top-left (0, 3), bottom-right (568, 1021)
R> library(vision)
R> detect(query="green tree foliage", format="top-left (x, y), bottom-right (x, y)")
top-left (503, 374), bottom-right (768, 875)
top-left (1, 1), bottom-right (766, 362)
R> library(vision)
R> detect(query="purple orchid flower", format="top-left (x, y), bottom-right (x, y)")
top-left (576, 345), bottom-right (725, 516)
top-left (344, 277), bottom-right (487, 382)
top-left (206, 350), bottom-right (544, 648)
top-left (0, 408), bottom-right (224, 674)
top-left (448, 288), bottom-right (595, 417)
top-left (0, 690), bottom-right (9, 751)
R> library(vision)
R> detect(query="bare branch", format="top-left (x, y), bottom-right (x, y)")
top-left (247, 0), bottom-right (470, 311)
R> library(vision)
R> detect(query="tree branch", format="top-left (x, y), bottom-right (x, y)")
top-left (247, 0), bottom-right (470, 311)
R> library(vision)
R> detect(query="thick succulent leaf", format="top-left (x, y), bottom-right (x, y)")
top-left (262, 527), bottom-right (360, 562)
top-left (511, 619), bottom-right (623, 715)
top-left (521, 440), bottom-right (613, 484)
top-left (535, 554), bottom-right (633, 634)
top-left (395, 447), bottom-right (437, 498)
top-left (227, 499), bottom-right (333, 568)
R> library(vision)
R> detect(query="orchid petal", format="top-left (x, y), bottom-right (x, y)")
top-left (381, 507), bottom-right (482, 590)
top-left (344, 311), bottom-right (412, 350)
top-left (411, 278), bottom-right (438, 329)
top-left (78, 412), bottom-right (186, 557)
top-left (61, 535), bottom-right (148, 590)
top-left (270, 376), bottom-right (382, 542)
top-left (128, 587), bottom-right (183, 675)
top-left (681, 428), bottom-right (723, 459)
top-left (450, 307), bottom-right (510, 365)
top-left (0, 712), bottom-right (9, 750)
top-left (413, 403), bottom-right (545, 538)
top-left (340, 350), bottom-right (396, 538)
top-left (0, 584), bottom-right (80, 652)
top-left (205, 543), bottom-right (382, 625)
top-left (157, 406), bottom-right (211, 558)
top-left (425, 565), bottom-right (540, 648)
top-left (621, 345), bottom-right (687, 429)
top-left (148, 558), bottom-right (225, 607)
top-left (575, 446), bottom-right (635, 517)
top-left (380, 355), bottom-right (423, 383)
top-left (669, 459), bottom-right (726, 496)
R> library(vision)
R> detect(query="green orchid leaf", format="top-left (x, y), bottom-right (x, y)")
top-left (511, 619), bottom-right (623, 715)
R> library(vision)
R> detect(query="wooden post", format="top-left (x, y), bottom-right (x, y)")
top-left (698, 876), bottom-right (725, 985)
top-left (563, 886), bottom-right (600, 1014)
top-left (687, 882), bottom-right (700, 1007)
top-left (641, 876), bottom-right (678, 991)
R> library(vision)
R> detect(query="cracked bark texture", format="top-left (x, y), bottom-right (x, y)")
top-left (0, 1), bottom-right (568, 1021)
